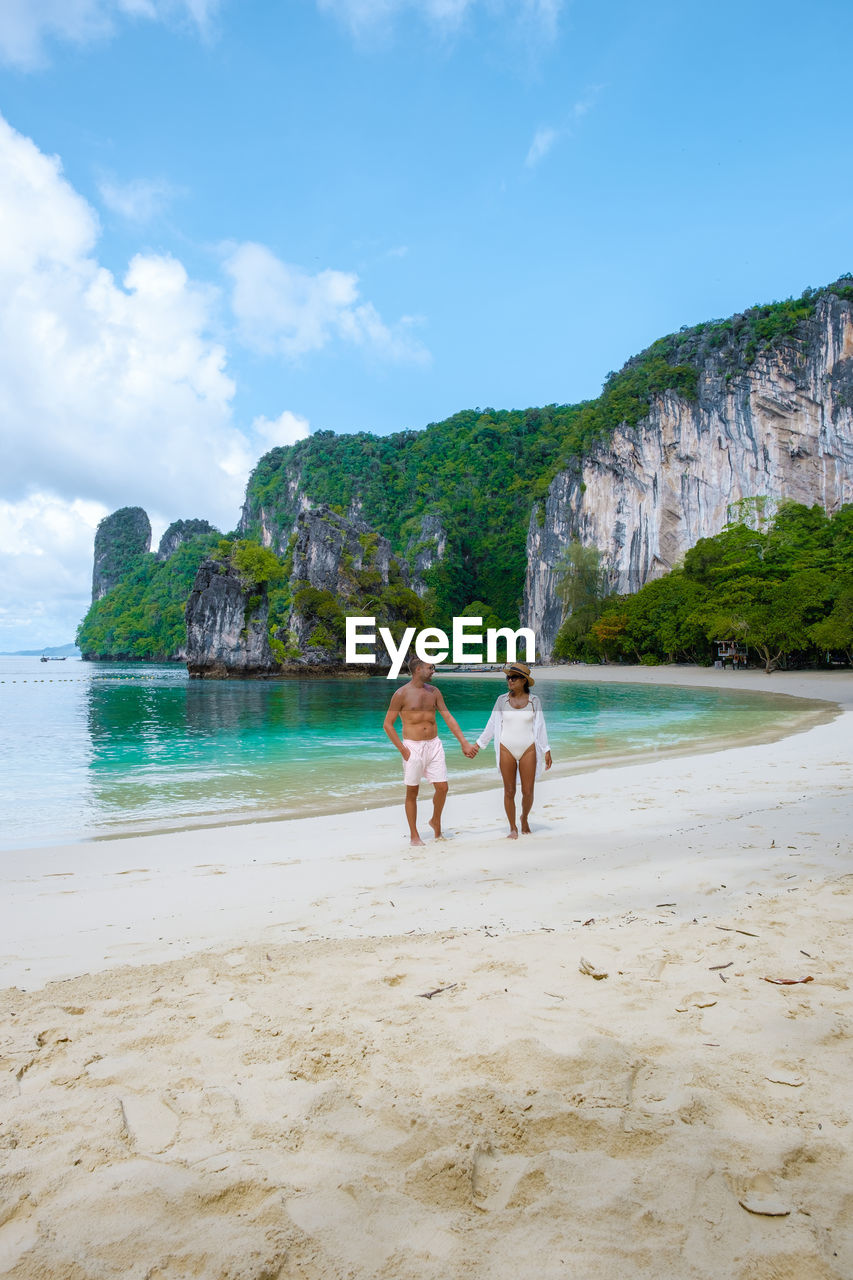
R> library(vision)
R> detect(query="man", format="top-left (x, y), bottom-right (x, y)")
top-left (383, 656), bottom-right (476, 846)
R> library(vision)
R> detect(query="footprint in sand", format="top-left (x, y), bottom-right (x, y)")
top-left (736, 1172), bottom-right (792, 1217)
top-left (471, 1142), bottom-right (530, 1211)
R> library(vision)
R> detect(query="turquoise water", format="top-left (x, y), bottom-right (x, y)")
top-left (0, 656), bottom-right (820, 849)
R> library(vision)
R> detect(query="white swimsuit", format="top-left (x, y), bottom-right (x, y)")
top-left (500, 700), bottom-right (536, 761)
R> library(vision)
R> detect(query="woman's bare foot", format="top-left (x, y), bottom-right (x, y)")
top-left (507, 827), bottom-right (519, 839)
top-left (410, 834), bottom-right (426, 846)
top-left (520, 820), bottom-right (532, 834)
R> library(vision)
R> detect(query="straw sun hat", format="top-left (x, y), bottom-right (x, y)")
top-left (503, 661), bottom-right (534, 687)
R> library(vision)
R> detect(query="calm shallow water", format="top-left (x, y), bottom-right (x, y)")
top-left (0, 656), bottom-right (821, 849)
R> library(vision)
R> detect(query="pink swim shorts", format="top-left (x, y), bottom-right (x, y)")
top-left (402, 737), bottom-right (448, 786)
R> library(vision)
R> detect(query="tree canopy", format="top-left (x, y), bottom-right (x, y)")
top-left (77, 533), bottom-right (221, 659)
top-left (244, 278), bottom-right (853, 626)
top-left (554, 503), bottom-right (853, 670)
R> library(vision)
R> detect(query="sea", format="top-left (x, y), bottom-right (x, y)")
top-left (0, 656), bottom-right (821, 850)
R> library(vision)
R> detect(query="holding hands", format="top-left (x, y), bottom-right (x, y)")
top-left (462, 740), bottom-right (479, 759)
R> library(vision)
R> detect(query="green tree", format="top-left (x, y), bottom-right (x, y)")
top-left (552, 542), bottom-right (613, 660)
top-left (683, 524), bottom-right (766, 586)
top-left (590, 612), bottom-right (627, 662)
top-left (695, 569), bottom-right (833, 672)
top-left (808, 583), bottom-right (853, 662)
top-left (229, 541), bottom-right (286, 587)
top-left (77, 533), bottom-right (220, 659)
top-left (621, 572), bottom-right (706, 662)
top-left (555, 542), bottom-right (608, 614)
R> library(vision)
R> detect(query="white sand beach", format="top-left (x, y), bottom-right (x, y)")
top-left (1, 666), bottom-right (851, 1279)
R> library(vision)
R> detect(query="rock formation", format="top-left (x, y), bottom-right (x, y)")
top-left (237, 454), bottom-right (307, 555)
top-left (286, 505), bottom-right (410, 665)
top-left (183, 506), bottom-right (420, 675)
top-left (157, 519), bottom-right (218, 561)
top-left (291, 505), bottom-right (396, 595)
top-left (185, 559), bottom-right (279, 678)
top-left (525, 292), bottom-right (853, 658)
top-left (81, 281), bottom-right (853, 670)
top-left (406, 513), bottom-right (446, 596)
top-left (91, 506), bottom-right (151, 601)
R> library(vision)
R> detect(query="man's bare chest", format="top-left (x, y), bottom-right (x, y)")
top-left (401, 689), bottom-right (438, 715)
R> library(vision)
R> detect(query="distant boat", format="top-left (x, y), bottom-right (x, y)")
top-left (40, 653), bottom-right (67, 662)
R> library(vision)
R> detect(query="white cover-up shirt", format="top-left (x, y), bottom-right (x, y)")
top-left (476, 692), bottom-right (551, 778)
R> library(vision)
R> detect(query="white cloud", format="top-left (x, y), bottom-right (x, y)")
top-left (251, 411), bottom-right (312, 450)
top-left (224, 241), bottom-right (429, 364)
top-left (98, 174), bottom-right (178, 223)
top-left (0, 113), bottom-right (430, 649)
top-left (0, 115), bottom-right (243, 520)
top-left (316, 0), bottom-right (562, 39)
top-left (0, 113), bottom-right (253, 647)
top-left (523, 89), bottom-right (603, 170)
top-left (525, 125), bottom-right (558, 168)
top-left (0, 0), bottom-right (221, 69)
top-left (0, 494), bottom-right (108, 647)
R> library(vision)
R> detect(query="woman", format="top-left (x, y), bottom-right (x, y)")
top-left (472, 661), bottom-right (552, 838)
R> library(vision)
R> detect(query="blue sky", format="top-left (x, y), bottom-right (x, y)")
top-left (1, 0), bottom-right (852, 647)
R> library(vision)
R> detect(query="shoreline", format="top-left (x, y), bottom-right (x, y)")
top-left (2, 664), bottom-right (851, 1279)
top-left (2, 666), bottom-right (850, 991)
top-left (3, 662), bottom-right (839, 851)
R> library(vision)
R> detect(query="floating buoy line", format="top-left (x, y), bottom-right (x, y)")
top-left (1, 674), bottom-right (167, 684)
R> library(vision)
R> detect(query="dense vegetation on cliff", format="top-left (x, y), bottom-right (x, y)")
top-left (554, 503), bottom-right (853, 670)
top-left (77, 533), bottom-right (221, 659)
top-left (78, 277), bottom-right (853, 661)
top-left (244, 278), bottom-right (853, 625)
top-left (91, 506), bottom-right (151, 600)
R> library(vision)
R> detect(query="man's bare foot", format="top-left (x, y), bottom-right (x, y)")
top-left (520, 820), bottom-right (532, 834)
top-left (410, 834), bottom-right (426, 846)
top-left (507, 828), bottom-right (519, 840)
top-left (428, 817), bottom-right (444, 840)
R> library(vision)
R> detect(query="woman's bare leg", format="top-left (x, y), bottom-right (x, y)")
top-left (499, 745), bottom-right (519, 838)
top-left (518, 744), bottom-right (537, 833)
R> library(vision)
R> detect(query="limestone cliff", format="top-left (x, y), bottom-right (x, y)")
top-left (525, 292), bottom-right (853, 658)
top-left (285, 505), bottom-right (418, 666)
top-left (238, 463), bottom-right (438, 600)
top-left (157, 518), bottom-right (218, 561)
top-left (80, 509), bottom-right (221, 661)
top-left (184, 506), bottom-right (422, 675)
top-left (406, 513), bottom-right (446, 596)
top-left (185, 560), bottom-right (278, 678)
top-left (237, 451), bottom-right (310, 556)
top-left (91, 506), bottom-right (151, 601)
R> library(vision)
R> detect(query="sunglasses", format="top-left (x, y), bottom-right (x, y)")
top-left (506, 673), bottom-right (523, 681)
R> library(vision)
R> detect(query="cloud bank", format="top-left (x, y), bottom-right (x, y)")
top-left (0, 116), bottom-right (285, 646)
top-left (0, 113), bottom-right (245, 643)
top-left (0, 115), bottom-right (243, 521)
top-left (0, 112), bottom-right (425, 646)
